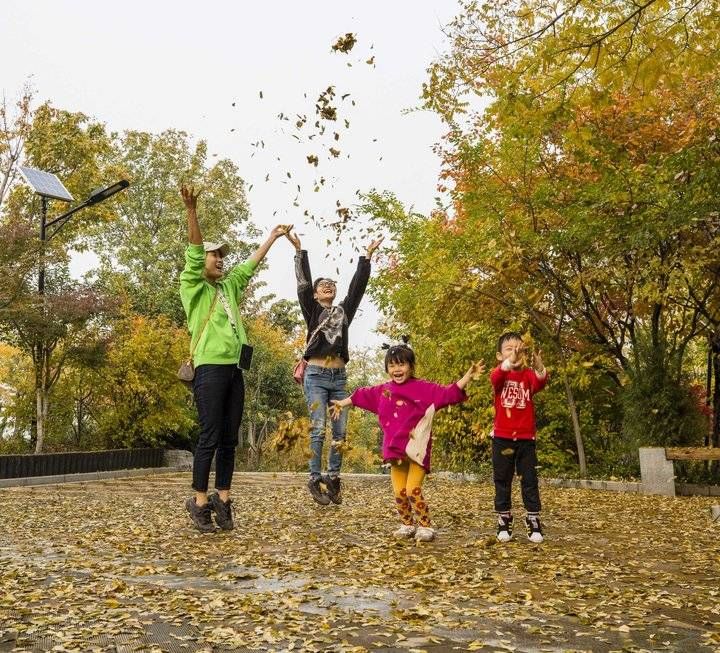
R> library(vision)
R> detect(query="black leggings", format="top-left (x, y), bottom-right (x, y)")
top-left (492, 437), bottom-right (541, 513)
top-left (192, 364), bottom-right (244, 492)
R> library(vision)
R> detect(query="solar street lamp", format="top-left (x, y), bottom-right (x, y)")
top-left (18, 167), bottom-right (129, 294)
top-left (86, 180), bottom-right (129, 205)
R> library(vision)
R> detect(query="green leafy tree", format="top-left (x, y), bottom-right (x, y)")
top-left (366, 7), bottom-right (720, 473)
top-left (93, 129), bottom-right (259, 324)
top-left (0, 101), bottom-right (119, 453)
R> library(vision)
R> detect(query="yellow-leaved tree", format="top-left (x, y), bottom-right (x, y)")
top-left (93, 313), bottom-right (195, 448)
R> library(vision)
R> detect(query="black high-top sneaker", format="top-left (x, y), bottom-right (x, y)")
top-left (307, 476), bottom-right (331, 505)
top-left (496, 512), bottom-right (513, 542)
top-left (209, 492), bottom-right (235, 531)
top-left (323, 474), bottom-right (342, 505)
top-left (185, 497), bottom-right (216, 533)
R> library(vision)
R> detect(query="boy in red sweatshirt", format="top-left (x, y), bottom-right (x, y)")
top-left (490, 332), bottom-right (548, 543)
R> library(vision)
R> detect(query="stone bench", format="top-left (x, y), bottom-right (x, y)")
top-left (639, 447), bottom-right (720, 497)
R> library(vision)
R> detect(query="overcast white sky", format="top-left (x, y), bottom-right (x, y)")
top-left (1, 1), bottom-right (460, 348)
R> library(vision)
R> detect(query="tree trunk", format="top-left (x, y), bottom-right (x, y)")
top-left (563, 374), bottom-right (587, 476)
top-left (246, 420), bottom-right (257, 467)
top-left (711, 331), bottom-right (720, 449)
top-left (710, 331), bottom-right (720, 478)
top-left (252, 418), bottom-right (270, 469)
top-left (552, 344), bottom-right (588, 476)
top-left (75, 396), bottom-right (84, 448)
top-left (34, 344), bottom-right (50, 454)
top-left (34, 386), bottom-right (48, 454)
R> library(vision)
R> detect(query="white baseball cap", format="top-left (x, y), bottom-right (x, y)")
top-left (203, 241), bottom-right (230, 257)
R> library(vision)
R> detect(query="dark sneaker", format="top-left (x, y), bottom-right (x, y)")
top-left (185, 497), bottom-right (216, 533)
top-left (323, 474), bottom-right (342, 505)
top-left (496, 513), bottom-right (513, 543)
top-left (525, 514), bottom-right (544, 543)
top-left (209, 492), bottom-right (234, 531)
top-left (308, 477), bottom-right (331, 505)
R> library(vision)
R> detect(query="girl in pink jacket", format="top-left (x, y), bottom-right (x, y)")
top-left (331, 340), bottom-right (484, 542)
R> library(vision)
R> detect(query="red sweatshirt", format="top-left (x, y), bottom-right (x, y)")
top-left (490, 364), bottom-right (548, 440)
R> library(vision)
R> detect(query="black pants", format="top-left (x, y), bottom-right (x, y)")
top-left (192, 364), bottom-right (244, 492)
top-left (492, 437), bottom-right (541, 513)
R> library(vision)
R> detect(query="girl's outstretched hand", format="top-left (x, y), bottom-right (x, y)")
top-left (458, 360), bottom-right (485, 390)
top-left (329, 400), bottom-right (344, 421)
top-left (467, 360), bottom-right (486, 380)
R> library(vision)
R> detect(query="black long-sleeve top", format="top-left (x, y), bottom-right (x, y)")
top-left (294, 249), bottom-right (370, 363)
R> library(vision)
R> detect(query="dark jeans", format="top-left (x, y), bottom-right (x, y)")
top-left (492, 437), bottom-right (541, 513)
top-left (192, 364), bottom-right (244, 492)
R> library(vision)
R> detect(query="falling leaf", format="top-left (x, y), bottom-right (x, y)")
top-left (331, 33), bottom-right (357, 53)
top-left (330, 439), bottom-right (353, 455)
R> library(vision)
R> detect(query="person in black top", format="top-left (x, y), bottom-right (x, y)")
top-left (286, 230), bottom-right (383, 504)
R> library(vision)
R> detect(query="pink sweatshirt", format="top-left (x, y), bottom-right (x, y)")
top-left (351, 378), bottom-right (468, 471)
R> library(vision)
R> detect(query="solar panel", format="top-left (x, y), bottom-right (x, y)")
top-left (19, 166), bottom-right (74, 202)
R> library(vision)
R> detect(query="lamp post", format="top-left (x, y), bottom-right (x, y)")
top-left (18, 167), bottom-right (129, 452)
top-left (32, 176), bottom-right (130, 295)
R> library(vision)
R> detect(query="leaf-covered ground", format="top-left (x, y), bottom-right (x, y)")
top-left (1, 473), bottom-right (719, 652)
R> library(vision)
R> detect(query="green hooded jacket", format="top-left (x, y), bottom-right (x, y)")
top-left (179, 244), bottom-right (257, 367)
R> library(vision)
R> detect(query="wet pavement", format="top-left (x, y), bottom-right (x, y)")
top-left (0, 472), bottom-right (719, 652)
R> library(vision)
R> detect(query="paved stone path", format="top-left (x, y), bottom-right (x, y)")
top-left (0, 472), bottom-right (719, 652)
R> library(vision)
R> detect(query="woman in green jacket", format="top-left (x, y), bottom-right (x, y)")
top-left (180, 184), bottom-right (289, 532)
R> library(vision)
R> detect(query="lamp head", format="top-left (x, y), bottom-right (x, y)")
top-left (86, 180), bottom-right (129, 205)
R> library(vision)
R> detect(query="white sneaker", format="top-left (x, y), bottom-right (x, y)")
top-left (528, 531), bottom-right (544, 543)
top-left (525, 514), bottom-right (544, 543)
top-left (496, 513), bottom-right (513, 542)
top-left (393, 524), bottom-right (416, 538)
top-left (414, 526), bottom-right (436, 542)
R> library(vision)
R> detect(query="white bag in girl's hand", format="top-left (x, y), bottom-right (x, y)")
top-left (405, 404), bottom-right (436, 466)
